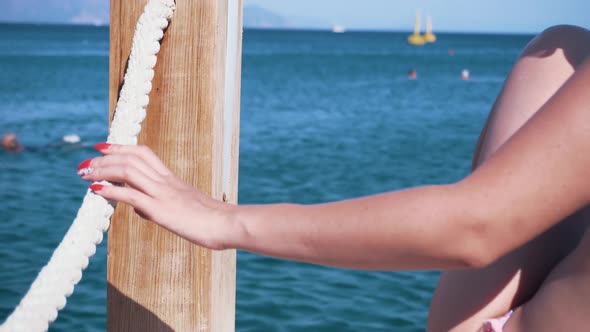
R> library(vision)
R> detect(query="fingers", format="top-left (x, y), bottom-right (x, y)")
top-left (88, 153), bottom-right (162, 183)
top-left (89, 184), bottom-right (155, 219)
top-left (80, 143), bottom-right (177, 224)
top-left (95, 143), bottom-right (172, 176)
top-left (81, 162), bottom-right (163, 198)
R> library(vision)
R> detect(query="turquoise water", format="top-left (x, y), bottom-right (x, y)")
top-left (0, 24), bottom-right (533, 331)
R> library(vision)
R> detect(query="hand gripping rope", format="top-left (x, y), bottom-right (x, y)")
top-left (0, 1), bottom-right (175, 330)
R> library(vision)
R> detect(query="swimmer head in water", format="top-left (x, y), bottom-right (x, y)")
top-left (1, 133), bottom-right (24, 152)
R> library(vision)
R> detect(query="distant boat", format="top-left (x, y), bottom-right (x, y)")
top-left (407, 11), bottom-right (425, 45)
top-left (332, 24), bottom-right (346, 33)
top-left (423, 15), bottom-right (436, 43)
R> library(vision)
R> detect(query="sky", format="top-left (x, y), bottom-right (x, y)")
top-left (1, 0), bottom-right (589, 34)
top-left (244, 0), bottom-right (590, 33)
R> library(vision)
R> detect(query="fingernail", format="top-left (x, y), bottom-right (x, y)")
top-left (89, 184), bottom-right (104, 192)
top-left (94, 142), bottom-right (111, 152)
top-left (77, 159), bottom-right (94, 176)
top-left (78, 159), bottom-right (93, 171)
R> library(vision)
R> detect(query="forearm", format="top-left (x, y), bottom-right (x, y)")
top-left (227, 184), bottom-right (483, 270)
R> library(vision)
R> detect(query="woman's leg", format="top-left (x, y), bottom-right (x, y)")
top-left (427, 25), bottom-right (590, 332)
top-left (504, 227), bottom-right (590, 331)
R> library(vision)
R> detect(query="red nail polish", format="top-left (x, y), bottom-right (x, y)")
top-left (89, 184), bottom-right (104, 192)
top-left (78, 159), bottom-right (93, 171)
top-left (94, 142), bottom-right (111, 152)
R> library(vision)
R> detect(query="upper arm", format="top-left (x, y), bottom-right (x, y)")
top-left (458, 57), bottom-right (590, 265)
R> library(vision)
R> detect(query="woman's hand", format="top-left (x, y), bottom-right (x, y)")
top-left (77, 143), bottom-right (236, 250)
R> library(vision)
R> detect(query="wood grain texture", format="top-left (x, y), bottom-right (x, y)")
top-left (107, 0), bottom-right (242, 331)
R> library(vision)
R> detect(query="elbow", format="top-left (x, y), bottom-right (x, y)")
top-left (445, 180), bottom-right (507, 269)
top-left (462, 248), bottom-right (496, 269)
top-left (437, 181), bottom-right (510, 269)
top-left (455, 215), bottom-right (503, 269)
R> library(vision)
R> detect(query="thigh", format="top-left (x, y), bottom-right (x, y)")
top-left (504, 225), bottom-right (590, 331)
top-left (429, 212), bottom-right (588, 332)
top-left (427, 25), bottom-right (590, 332)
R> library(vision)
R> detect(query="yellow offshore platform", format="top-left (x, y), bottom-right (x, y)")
top-left (407, 11), bottom-right (425, 45)
top-left (424, 15), bottom-right (437, 43)
top-left (408, 12), bottom-right (436, 45)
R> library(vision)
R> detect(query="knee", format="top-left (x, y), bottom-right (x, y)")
top-left (523, 25), bottom-right (590, 66)
top-left (538, 25), bottom-right (590, 45)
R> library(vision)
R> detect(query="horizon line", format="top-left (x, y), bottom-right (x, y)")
top-left (0, 20), bottom-right (539, 36)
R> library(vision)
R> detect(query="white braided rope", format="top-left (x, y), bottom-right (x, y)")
top-left (0, 1), bottom-right (175, 331)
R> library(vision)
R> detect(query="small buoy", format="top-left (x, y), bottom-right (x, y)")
top-left (62, 134), bottom-right (81, 144)
top-left (461, 69), bottom-right (470, 80)
top-left (408, 69), bottom-right (417, 80)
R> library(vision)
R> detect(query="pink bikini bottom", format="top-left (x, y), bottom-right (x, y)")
top-left (480, 310), bottom-right (513, 332)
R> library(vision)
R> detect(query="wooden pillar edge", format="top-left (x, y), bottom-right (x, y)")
top-left (107, 1), bottom-right (242, 331)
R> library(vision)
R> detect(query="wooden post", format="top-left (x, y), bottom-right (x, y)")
top-left (107, 0), bottom-right (243, 331)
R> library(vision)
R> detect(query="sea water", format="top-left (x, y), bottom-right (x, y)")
top-left (0, 24), bottom-right (533, 331)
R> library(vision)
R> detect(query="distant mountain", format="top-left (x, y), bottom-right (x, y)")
top-left (243, 5), bottom-right (289, 29)
top-left (0, 0), bottom-right (108, 25)
top-left (1, 2), bottom-right (325, 30)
